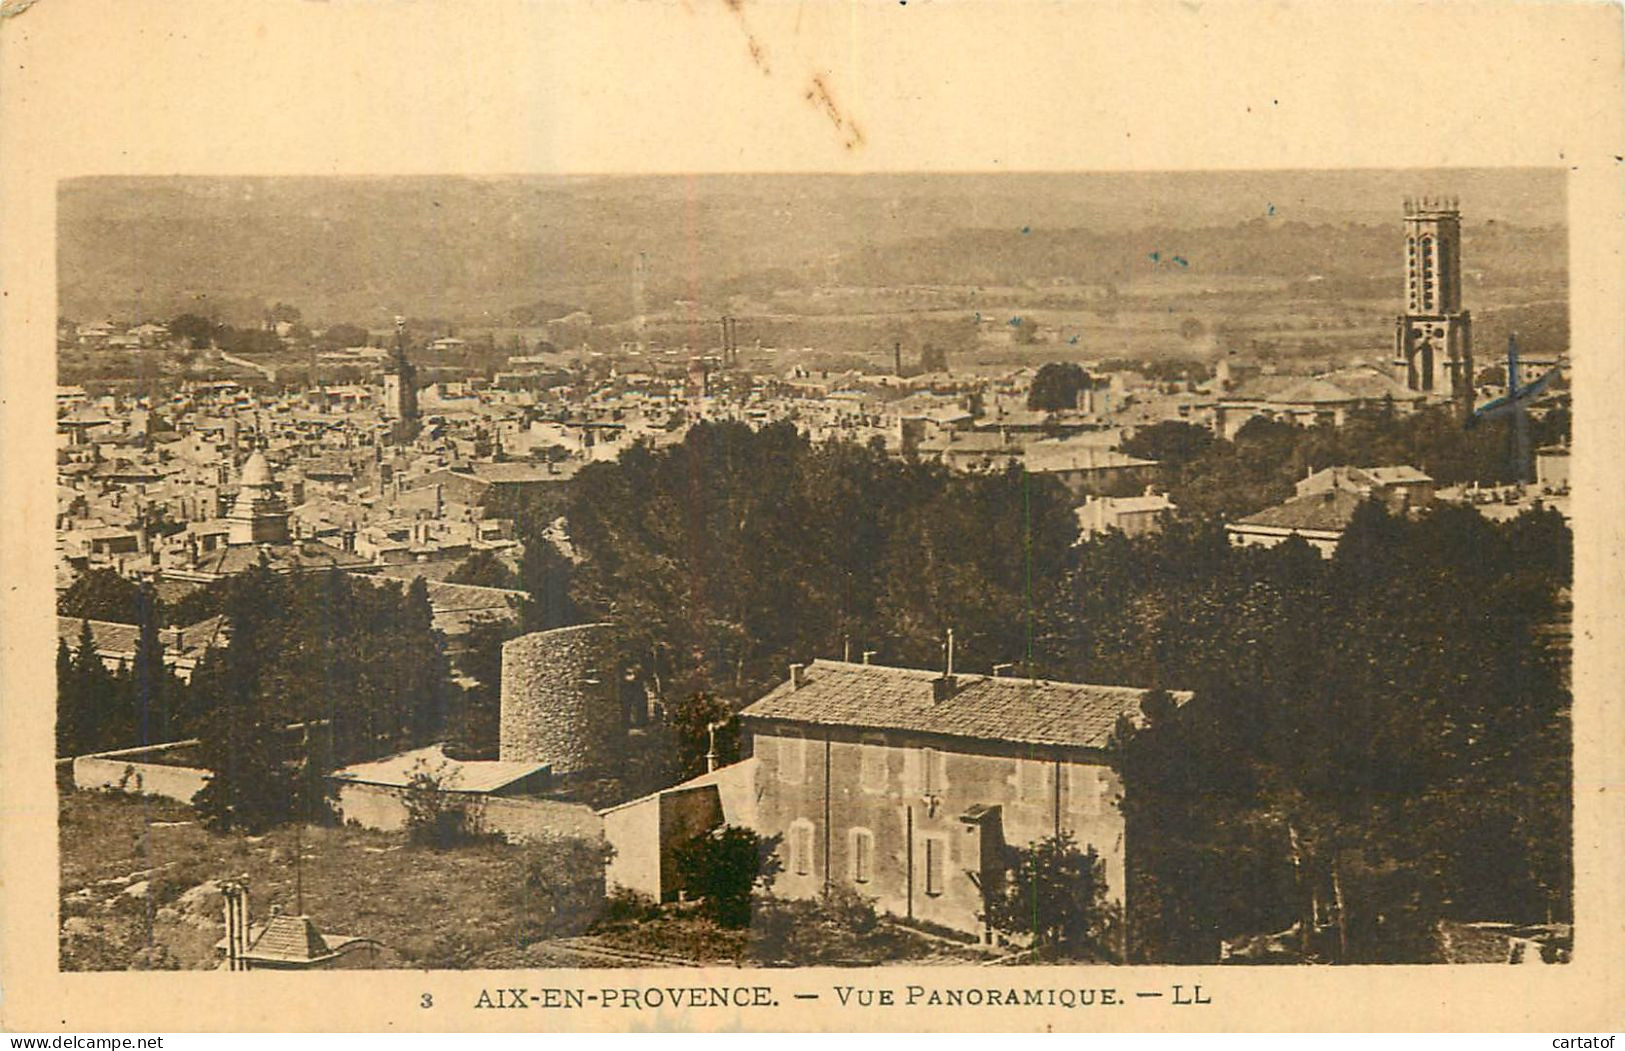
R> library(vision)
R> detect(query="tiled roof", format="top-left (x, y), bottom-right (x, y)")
top-left (1023, 443), bottom-right (1156, 474)
top-left (56, 615), bottom-right (224, 662)
top-left (1231, 488), bottom-right (1364, 532)
top-left (1230, 368), bottom-right (1424, 406)
top-left (740, 660), bottom-right (1187, 751)
top-left (190, 540), bottom-right (371, 576)
top-left (918, 432), bottom-right (1020, 455)
top-left (421, 580), bottom-right (525, 612)
top-left (1360, 465), bottom-right (1432, 484)
top-left (473, 462), bottom-right (578, 484)
top-left (1078, 493), bottom-right (1176, 518)
top-left (246, 914), bottom-right (331, 962)
top-left (58, 617), bottom-right (138, 656)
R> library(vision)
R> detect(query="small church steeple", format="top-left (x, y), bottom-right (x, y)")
top-left (226, 449), bottom-right (290, 546)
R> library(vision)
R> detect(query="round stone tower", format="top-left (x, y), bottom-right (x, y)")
top-left (499, 622), bottom-right (623, 774)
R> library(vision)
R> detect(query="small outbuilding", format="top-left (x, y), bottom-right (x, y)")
top-left (330, 744), bottom-right (551, 833)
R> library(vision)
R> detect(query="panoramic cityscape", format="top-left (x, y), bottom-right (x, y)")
top-left (54, 171), bottom-right (1571, 970)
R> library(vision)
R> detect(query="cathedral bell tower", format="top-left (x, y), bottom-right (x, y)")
top-left (1394, 197), bottom-right (1473, 408)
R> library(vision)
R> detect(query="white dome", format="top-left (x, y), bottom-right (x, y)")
top-left (240, 451), bottom-right (274, 487)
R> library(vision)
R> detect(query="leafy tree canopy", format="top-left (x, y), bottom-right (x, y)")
top-left (1027, 362), bottom-right (1092, 411)
top-left (58, 568), bottom-right (142, 623)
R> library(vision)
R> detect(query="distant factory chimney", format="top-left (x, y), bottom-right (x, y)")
top-left (631, 251), bottom-right (649, 336)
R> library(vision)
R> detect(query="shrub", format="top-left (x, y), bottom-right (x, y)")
top-left (511, 835), bottom-right (614, 944)
top-left (984, 832), bottom-right (1118, 961)
top-left (820, 884), bottom-right (879, 935)
top-left (401, 760), bottom-right (487, 849)
top-left (596, 887), bottom-right (660, 927)
top-left (745, 894), bottom-right (799, 964)
top-left (672, 826), bottom-right (779, 929)
top-left (746, 890), bottom-right (911, 966)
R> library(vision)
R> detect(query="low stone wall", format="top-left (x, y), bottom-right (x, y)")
top-left (73, 741), bottom-right (210, 804)
top-left (481, 794), bottom-right (602, 842)
top-left (335, 781), bottom-right (602, 843)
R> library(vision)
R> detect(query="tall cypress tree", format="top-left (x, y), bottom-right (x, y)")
top-left (71, 619), bottom-right (116, 753)
top-left (128, 580), bottom-right (168, 745)
top-left (56, 638), bottom-right (78, 757)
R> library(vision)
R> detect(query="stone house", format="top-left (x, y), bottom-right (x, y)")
top-left (1225, 464), bottom-right (1433, 557)
top-left (604, 659), bottom-right (1185, 943)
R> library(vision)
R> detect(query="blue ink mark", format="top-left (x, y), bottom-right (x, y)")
top-left (974, 311), bottom-right (983, 323)
top-left (1149, 251), bottom-right (1161, 263)
top-left (1068, 335), bottom-right (1080, 345)
top-left (1008, 316), bottom-right (1023, 327)
top-left (1021, 226), bottom-right (1031, 235)
top-left (1172, 255), bottom-right (1189, 268)
top-left (1267, 203), bottom-right (1276, 217)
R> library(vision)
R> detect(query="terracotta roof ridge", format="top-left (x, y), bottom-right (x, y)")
top-left (807, 659), bottom-right (977, 681)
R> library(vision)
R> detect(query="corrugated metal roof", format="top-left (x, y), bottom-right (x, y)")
top-left (740, 660), bottom-right (1186, 750)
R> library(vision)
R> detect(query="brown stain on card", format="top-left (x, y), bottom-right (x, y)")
top-left (806, 73), bottom-right (866, 151)
top-left (721, 0), bottom-right (772, 75)
top-left (715, 0), bottom-right (865, 150)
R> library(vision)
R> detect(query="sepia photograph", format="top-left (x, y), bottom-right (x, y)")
top-left (51, 169), bottom-right (1573, 971)
top-left (4, 0), bottom-right (1622, 1036)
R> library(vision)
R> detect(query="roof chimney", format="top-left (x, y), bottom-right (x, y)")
top-left (789, 663), bottom-right (806, 690)
top-left (933, 629), bottom-right (958, 702)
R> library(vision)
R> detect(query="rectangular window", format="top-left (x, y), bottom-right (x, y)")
top-left (860, 735), bottom-right (887, 793)
top-left (923, 836), bottom-right (946, 896)
top-left (849, 827), bottom-right (873, 884)
top-left (1067, 764), bottom-right (1093, 814)
top-left (1068, 764), bottom-right (1114, 816)
top-left (790, 821), bottom-right (815, 877)
top-left (921, 746), bottom-right (945, 794)
top-left (1016, 757), bottom-right (1049, 805)
top-left (777, 730), bottom-right (806, 784)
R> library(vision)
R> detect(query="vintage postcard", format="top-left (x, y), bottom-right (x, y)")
top-left (2, 0), bottom-right (1622, 1034)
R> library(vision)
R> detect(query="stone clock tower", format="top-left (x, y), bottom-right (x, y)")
top-left (1394, 197), bottom-right (1473, 408)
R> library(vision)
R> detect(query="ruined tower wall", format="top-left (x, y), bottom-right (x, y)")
top-left (499, 622), bottom-right (622, 774)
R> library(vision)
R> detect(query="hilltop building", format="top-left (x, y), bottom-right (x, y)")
top-left (604, 658), bottom-right (1186, 945)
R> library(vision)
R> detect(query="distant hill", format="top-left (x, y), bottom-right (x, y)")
top-left (58, 171), bottom-right (1566, 327)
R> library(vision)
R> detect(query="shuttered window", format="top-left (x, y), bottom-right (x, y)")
top-left (850, 827), bottom-right (874, 884)
top-left (778, 730), bottom-right (806, 784)
top-left (860, 735), bottom-right (887, 793)
top-left (923, 835), bottom-right (947, 896)
top-left (789, 820), bottom-right (815, 877)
